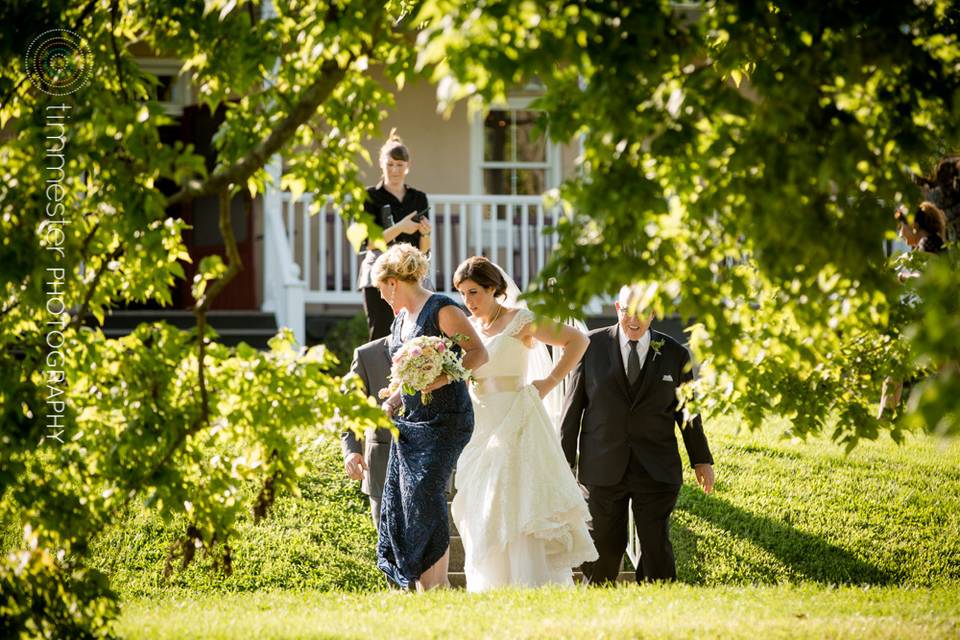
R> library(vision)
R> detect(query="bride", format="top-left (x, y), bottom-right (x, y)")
top-left (451, 256), bottom-right (598, 591)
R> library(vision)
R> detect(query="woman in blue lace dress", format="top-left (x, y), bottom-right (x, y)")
top-left (372, 244), bottom-right (488, 590)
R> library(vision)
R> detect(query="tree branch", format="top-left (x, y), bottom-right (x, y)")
top-left (110, 0), bottom-right (128, 102)
top-left (165, 58), bottom-right (348, 208)
top-left (193, 187), bottom-right (243, 423)
top-left (93, 0), bottom-right (390, 552)
top-left (105, 189), bottom-right (244, 531)
top-left (68, 245), bottom-right (124, 331)
top-left (0, 298), bottom-right (21, 320)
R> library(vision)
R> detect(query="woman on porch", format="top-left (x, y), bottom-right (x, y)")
top-left (356, 130), bottom-right (433, 341)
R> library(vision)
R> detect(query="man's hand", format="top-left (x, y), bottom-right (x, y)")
top-left (694, 463), bottom-right (715, 493)
top-left (381, 399), bottom-right (396, 417)
top-left (344, 452), bottom-right (367, 481)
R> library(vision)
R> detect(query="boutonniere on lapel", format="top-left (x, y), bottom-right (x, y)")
top-left (650, 338), bottom-right (665, 361)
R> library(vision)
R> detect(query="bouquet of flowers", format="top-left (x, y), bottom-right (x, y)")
top-left (379, 334), bottom-right (472, 411)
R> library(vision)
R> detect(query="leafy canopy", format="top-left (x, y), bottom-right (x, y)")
top-left (1, 0), bottom-right (958, 634)
top-left (417, 0), bottom-right (960, 445)
top-left (1, 0), bottom-right (402, 634)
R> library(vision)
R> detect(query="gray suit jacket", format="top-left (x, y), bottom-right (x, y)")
top-left (560, 326), bottom-right (713, 487)
top-left (340, 337), bottom-right (393, 498)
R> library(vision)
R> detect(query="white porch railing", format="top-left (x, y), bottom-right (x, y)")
top-left (279, 194), bottom-right (565, 304)
top-left (627, 509), bottom-right (641, 573)
top-left (261, 158), bottom-right (306, 344)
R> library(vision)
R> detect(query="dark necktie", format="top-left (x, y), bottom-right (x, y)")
top-left (627, 339), bottom-right (641, 385)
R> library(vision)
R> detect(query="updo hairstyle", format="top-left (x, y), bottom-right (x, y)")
top-left (372, 243), bottom-right (429, 284)
top-left (380, 128), bottom-right (410, 163)
top-left (915, 201), bottom-right (947, 240)
top-left (453, 256), bottom-right (508, 299)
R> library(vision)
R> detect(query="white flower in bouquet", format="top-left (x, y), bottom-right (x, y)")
top-left (379, 334), bottom-right (472, 412)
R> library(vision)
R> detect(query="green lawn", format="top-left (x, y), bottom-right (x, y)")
top-left (118, 585), bottom-right (960, 639)
top-left (110, 417), bottom-right (960, 638)
top-left (669, 415), bottom-right (960, 585)
top-left (93, 415), bottom-right (960, 597)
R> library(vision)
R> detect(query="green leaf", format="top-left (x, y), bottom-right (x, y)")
top-left (346, 222), bottom-right (369, 253)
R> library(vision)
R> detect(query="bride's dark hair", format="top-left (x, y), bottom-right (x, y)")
top-left (453, 256), bottom-right (508, 298)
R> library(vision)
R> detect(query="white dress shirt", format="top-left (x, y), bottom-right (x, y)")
top-left (618, 328), bottom-right (651, 377)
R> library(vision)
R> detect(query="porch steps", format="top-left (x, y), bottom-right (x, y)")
top-left (97, 310), bottom-right (278, 349)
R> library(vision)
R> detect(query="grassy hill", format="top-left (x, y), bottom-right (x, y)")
top-left (76, 414), bottom-right (960, 598)
top-left (670, 415), bottom-right (960, 586)
top-left (6, 414), bottom-right (957, 598)
top-left (86, 436), bottom-right (386, 596)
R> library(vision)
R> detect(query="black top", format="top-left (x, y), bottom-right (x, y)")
top-left (363, 180), bottom-right (429, 250)
top-left (918, 235), bottom-right (945, 254)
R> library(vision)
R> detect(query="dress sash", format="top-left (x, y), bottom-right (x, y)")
top-left (474, 376), bottom-right (524, 395)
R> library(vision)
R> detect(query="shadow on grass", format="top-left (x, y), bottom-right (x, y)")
top-left (672, 486), bottom-right (893, 585)
top-left (671, 520), bottom-right (704, 585)
top-left (728, 443), bottom-right (808, 462)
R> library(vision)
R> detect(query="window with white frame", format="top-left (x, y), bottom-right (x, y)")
top-left (470, 100), bottom-right (560, 195)
top-left (135, 58), bottom-right (190, 116)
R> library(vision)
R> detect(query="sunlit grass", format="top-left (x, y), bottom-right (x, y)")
top-left (112, 416), bottom-right (960, 638)
top-left (118, 584), bottom-right (960, 639)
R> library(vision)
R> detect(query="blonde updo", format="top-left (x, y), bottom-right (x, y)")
top-left (372, 244), bottom-right (429, 284)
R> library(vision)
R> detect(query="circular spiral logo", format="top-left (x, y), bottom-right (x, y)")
top-left (24, 29), bottom-right (92, 96)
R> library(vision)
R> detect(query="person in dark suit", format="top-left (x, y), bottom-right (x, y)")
top-left (341, 336), bottom-right (394, 526)
top-left (356, 130), bottom-right (432, 341)
top-left (560, 286), bottom-right (715, 583)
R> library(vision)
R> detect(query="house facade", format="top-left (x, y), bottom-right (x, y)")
top-left (272, 76), bottom-right (587, 339)
top-left (144, 48), bottom-right (587, 344)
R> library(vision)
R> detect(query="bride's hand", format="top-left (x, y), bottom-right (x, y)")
top-left (531, 378), bottom-right (551, 399)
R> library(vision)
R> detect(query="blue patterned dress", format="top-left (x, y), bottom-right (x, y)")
top-left (377, 293), bottom-right (475, 588)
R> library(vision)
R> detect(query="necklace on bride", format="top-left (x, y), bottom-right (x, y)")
top-left (481, 303), bottom-right (502, 332)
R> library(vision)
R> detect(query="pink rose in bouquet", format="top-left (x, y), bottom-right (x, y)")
top-left (379, 334), bottom-right (472, 412)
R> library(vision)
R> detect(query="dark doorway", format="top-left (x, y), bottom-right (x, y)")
top-left (164, 104), bottom-right (256, 310)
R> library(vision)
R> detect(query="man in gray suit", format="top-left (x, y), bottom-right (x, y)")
top-left (341, 336), bottom-right (394, 526)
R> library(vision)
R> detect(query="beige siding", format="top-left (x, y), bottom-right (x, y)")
top-left (560, 136), bottom-right (580, 183)
top-left (358, 77), bottom-right (579, 194)
top-left (358, 78), bottom-right (472, 194)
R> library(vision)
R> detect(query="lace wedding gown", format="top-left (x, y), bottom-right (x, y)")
top-left (451, 309), bottom-right (598, 591)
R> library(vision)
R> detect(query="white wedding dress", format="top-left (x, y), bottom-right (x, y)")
top-left (451, 308), bottom-right (598, 592)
